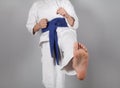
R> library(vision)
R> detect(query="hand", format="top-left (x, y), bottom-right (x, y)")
top-left (57, 7), bottom-right (75, 26)
top-left (56, 7), bottom-right (69, 18)
top-left (33, 18), bottom-right (48, 34)
top-left (38, 18), bottom-right (48, 29)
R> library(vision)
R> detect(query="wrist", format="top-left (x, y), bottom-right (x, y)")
top-left (65, 13), bottom-right (70, 18)
top-left (37, 23), bottom-right (41, 29)
top-left (33, 23), bottom-right (41, 32)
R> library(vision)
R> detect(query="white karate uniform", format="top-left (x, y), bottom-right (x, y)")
top-left (26, 0), bottom-right (79, 88)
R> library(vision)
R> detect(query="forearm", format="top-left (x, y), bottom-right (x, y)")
top-left (65, 14), bottom-right (75, 27)
top-left (33, 23), bottom-right (41, 34)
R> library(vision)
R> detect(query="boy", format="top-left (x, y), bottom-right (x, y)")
top-left (26, 0), bottom-right (88, 88)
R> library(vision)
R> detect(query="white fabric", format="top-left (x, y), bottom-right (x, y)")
top-left (41, 28), bottom-right (77, 88)
top-left (41, 41), bottom-right (65, 88)
top-left (26, 0), bottom-right (79, 88)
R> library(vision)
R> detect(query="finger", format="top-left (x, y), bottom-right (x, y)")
top-left (41, 18), bottom-right (47, 22)
top-left (56, 9), bottom-right (60, 14)
top-left (43, 25), bottom-right (47, 28)
top-left (57, 10), bottom-right (61, 14)
top-left (42, 19), bottom-right (47, 22)
top-left (78, 43), bottom-right (82, 48)
top-left (80, 43), bottom-right (84, 48)
top-left (45, 23), bottom-right (48, 26)
top-left (57, 8), bottom-right (63, 14)
top-left (62, 13), bottom-right (66, 17)
top-left (58, 7), bottom-right (62, 10)
top-left (43, 23), bottom-right (47, 26)
top-left (42, 21), bottom-right (47, 24)
top-left (56, 11), bottom-right (59, 14)
top-left (43, 20), bottom-right (48, 24)
top-left (81, 44), bottom-right (86, 50)
top-left (74, 42), bottom-right (79, 52)
top-left (79, 43), bottom-right (84, 48)
top-left (79, 43), bottom-right (88, 52)
top-left (44, 18), bottom-right (48, 22)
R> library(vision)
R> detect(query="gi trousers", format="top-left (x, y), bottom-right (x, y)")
top-left (40, 28), bottom-right (77, 88)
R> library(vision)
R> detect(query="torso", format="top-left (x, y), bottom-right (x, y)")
top-left (36, 0), bottom-right (63, 22)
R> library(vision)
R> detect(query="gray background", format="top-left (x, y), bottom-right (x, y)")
top-left (0, 0), bottom-right (120, 88)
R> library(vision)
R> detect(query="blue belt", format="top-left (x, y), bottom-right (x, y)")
top-left (42, 18), bottom-right (68, 65)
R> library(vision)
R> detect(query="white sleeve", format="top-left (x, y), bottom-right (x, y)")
top-left (62, 0), bottom-right (79, 30)
top-left (26, 2), bottom-right (38, 35)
